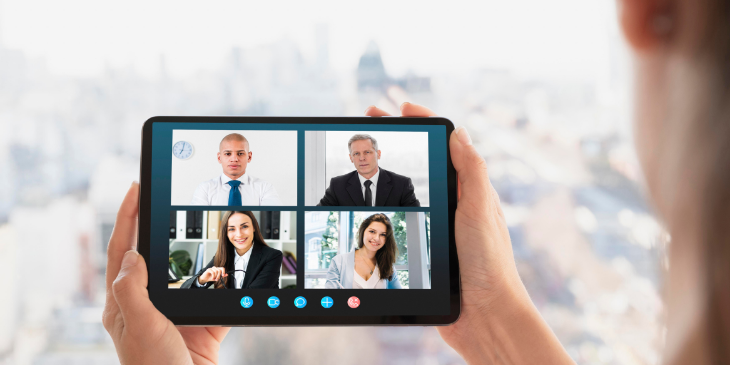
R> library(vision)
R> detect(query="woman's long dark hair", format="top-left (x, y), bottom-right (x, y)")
top-left (356, 213), bottom-right (398, 281)
top-left (213, 211), bottom-right (268, 289)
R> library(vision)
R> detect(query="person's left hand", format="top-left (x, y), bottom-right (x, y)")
top-left (102, 182), bottom-right (230, 364)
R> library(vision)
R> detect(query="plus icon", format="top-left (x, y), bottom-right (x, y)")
top-left (321, 296), bottom-right (333, 308)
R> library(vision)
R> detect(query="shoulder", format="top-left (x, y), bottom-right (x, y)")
top-left (387, 265), bottom-right (401, 286)
top-left (328, 253), bottom-right (345, 272)
top-left (196, 177), bottom-right (220, 189)
top-left (380, 168), bottom-right (411, 183)
top-left (331, 251), bottom-right (354, 265)
top-left (259, 244), bottom-right (283, 258)
top-left (248, 175), bottom-right (272, 186)
top-left (331, 171), bottom-right (358, 184)
top-left (330, 252), bottom-right (344, 264)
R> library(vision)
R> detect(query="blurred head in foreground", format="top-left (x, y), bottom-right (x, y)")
top-left (620, 0), bottom-right (730, 362)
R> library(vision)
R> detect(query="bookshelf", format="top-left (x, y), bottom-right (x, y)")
top-left (169, 211), bottom-right (297, 289)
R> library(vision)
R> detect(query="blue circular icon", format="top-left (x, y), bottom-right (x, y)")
top-left (240, 296), bottom-right (253, 308)
top-left (294, 296), bottom-right (307, 308)
top-left (267, 296), bottom-right (280, 308)
top-left (321, 296), bottom-right (333, 308)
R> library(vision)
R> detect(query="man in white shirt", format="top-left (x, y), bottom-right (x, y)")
top-left (190, 133), bottom-right (282, 206)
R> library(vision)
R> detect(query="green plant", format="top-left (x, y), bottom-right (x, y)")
top-left (170, 250), bottom-right (192, 275)
top-left (169, 257), bottom-right (184, 278)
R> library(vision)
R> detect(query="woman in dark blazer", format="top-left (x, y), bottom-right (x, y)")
top-left (181, 211), bottom-right (282, 289)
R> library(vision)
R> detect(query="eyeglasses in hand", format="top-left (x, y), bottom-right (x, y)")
top-left (218, 269), bottom-right (246, 289)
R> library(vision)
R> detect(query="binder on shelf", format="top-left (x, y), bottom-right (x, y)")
top-left (271, 211), bottom-right (281, 240)
top-left (169, 211), bottom-right (177, 239)
top-left (207, 211), bottom-right (221, 240)
top-left (194, 211), bottom-right (204, 239)
top-left (186, 211), bottom-right (195, 239)
top-left (282, 251), bottom-right (297, 274)
top-left (176, 211), bottom-right (187, 240)
top-left (281, 255), bottom-right (295, 275)
top-left (279, 211), bottom-right (291, 241)
top-left (261, 211), bottom-right (272, 239)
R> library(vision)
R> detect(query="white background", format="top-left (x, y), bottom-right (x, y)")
top-left (171, 130), bottom-right (298, 205)
top-left (324, 131), bottom-right (429, 206)
top-left (0, 0), bottom-right (664, 363)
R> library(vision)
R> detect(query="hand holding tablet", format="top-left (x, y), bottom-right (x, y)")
top-left (367, 103), bottom-right (572, 364)
top-left (102, 183), bottom-right (229, 364)
top-left (103, 103), bottom-right (572, 363)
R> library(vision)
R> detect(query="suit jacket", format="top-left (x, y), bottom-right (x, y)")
top-left (324, 250), bottom-right (402, 289)
top-left (180, 243), bottom-right (283, 289)
top-left (316, 168), bottom-right (420, 207)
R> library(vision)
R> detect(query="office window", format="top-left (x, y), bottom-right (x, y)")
top-left (396, 270), bottom-right (409, 288)
top-left (304, 211), bottom-right (339, 271)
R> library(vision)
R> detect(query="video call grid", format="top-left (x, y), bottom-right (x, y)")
top-left (152, 121), bottom-right (451, 317)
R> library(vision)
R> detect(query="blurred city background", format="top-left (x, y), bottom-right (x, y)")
top-left (0, 0), bottom-right (668, 364)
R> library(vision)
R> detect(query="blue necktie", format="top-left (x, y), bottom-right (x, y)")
top-left (228, 180), bottom-right (242, 206)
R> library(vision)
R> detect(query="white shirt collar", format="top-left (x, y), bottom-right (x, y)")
top-left (358, 168), bottom-right (380, 188)
top-left (221, 172), bottom-right (250, 186)
top-left (233, 243), bottom-right (256, 262)
top-left (234, 242), bottom-right (254, 264)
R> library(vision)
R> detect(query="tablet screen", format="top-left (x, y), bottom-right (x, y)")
top-left (142, 117), bottom-right (457, 325)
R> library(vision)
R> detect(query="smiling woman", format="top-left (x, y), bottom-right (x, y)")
top-left (325, 213), bottom-right (403, 289)
top-left (180, 211), bottom-right (284, 289)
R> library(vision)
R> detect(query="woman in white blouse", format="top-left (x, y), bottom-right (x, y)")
top-left (325, 213), bottom-right (402, 289)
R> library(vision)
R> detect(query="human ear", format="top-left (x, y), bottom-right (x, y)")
top-left (248, 151), bottom-right (252, 163)
top-left (377, 150), bottom-right (381, 160)
top-left (217, 152), bottom-right (222, 164)
top-left (619, 0), bottom-right (673, 51)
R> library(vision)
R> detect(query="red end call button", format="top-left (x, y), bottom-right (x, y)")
top-left (347, 296), bottom-right (360, 308)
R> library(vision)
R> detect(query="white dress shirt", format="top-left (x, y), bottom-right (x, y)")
top-left (357, 168), bottom-right (380, 206)
top-left (190, 173), bottom-right (282, 206)
top-left (196, 243), bottom-right (253, 288)
top-left (353, 265), bottom-right (387, 289)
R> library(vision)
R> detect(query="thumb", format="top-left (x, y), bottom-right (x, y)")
top-left (450, 127), bottom-right (492, 205)
top-left (112, 251), bottom-right (165, 330)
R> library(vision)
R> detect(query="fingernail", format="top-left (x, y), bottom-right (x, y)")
top-left (455, 126), bottom-right (472, 146)
top-left (400, 102), bottom-right (411, 109)
top-left (364, 105), bottom-right (375, 113)
top-left (121, 250), bottom-right (139, 269)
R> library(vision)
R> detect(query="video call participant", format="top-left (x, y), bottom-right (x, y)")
top-left (317, 134), bottom-right (420, 207)
top-left (180, 211), bottom-right (283, 289)
top-left (325, 213), bottom-right (402, 289)
top-left (190, 133), bottom-right (282, 206)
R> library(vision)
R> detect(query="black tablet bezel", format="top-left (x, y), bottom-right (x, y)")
top-left (139, 116), bottom-right (459, 326)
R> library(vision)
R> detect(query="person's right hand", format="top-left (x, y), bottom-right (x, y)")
top-left (198, 267), bottom-right (228, 285)
top-left (365, 103), bottom-right (573, 364)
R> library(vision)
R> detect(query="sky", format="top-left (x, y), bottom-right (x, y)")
top-left (0, 0), bottom-right (621, 80)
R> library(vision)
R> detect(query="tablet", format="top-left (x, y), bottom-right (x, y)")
top-left (139, 116), bottom-right (459, 326)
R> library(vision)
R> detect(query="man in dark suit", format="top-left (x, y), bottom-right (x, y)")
top-left (317, 134), bottom-right (420, 207)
